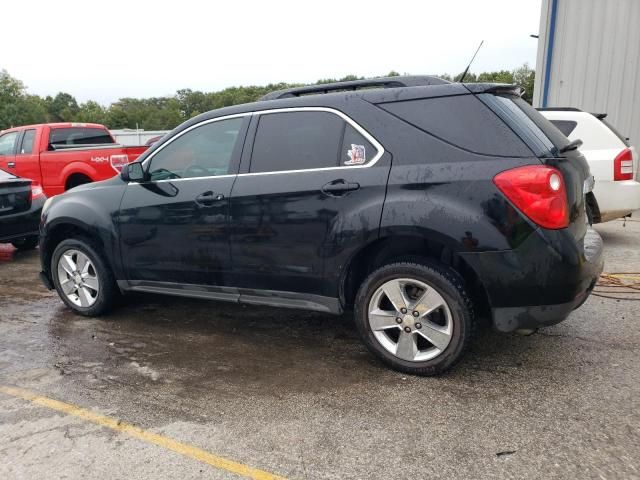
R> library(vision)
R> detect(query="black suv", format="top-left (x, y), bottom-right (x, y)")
top-left (39, 76), bottom-right (603, 375)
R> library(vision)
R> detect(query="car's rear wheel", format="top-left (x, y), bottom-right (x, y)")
top-left (11, 235), bottom-right (39, 250)
top-left (51, 238), bottom-right (118, 316)
top-left (354, 261), bottom-right (474, 376)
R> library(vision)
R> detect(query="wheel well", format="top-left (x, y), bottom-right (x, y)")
top-left (586, 192), bottom-right (601, 224)
top-left (65, 173), bottom-right (92, 191)
top-left (341, 236), bottom-right (490, 321)
top-left (42, 224), bottom-right (105, 275)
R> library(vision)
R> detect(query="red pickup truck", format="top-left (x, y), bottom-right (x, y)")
top-left (0, 123), bottom-right (148, 197)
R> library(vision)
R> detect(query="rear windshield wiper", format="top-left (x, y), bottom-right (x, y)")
top-left (559, 138), bottom-right (583, 153)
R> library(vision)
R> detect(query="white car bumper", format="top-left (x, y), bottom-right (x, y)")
top-left (593, 179), bottom-right (640, 222)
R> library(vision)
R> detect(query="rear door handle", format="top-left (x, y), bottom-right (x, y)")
top-left (195, 191), bottom-right (224, 206)
top-left (7, 162), bottom-right (15, 168)
top-left (321, 179), bottom-right (360, 197)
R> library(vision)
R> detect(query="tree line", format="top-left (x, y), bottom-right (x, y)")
top-left (0, 65), bottom-right (535, 131)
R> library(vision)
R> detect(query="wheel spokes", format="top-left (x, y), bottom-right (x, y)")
top-left (76, 253), bottom-right (90, 275)
top-left (82, 276), bottom-right (99, 292)
top-left (416, 322), bottom-right (451, 350)
top-left (412, 287), bottom-right (444, 318)
top-left (382, 280), bottom-right (408, 312)
top-left (395, 331), bottom-right (418, 361)
top-left (60, 254), bottom-right (76, 276)
top-left (369, 309), bottom-right (400, 331)
top-left (77, 286), bottom-right (92, 307)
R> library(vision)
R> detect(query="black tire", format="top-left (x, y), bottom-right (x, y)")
top-left (51, 237), bottom-right (118, 316)
top-left (66, 175), bottom-right (92, 191)
top-left (11, 235), bottom-right (39, 250)
top-left (354, 261), bottom-right (474, 376)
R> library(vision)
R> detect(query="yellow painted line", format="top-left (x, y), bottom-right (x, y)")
top-left (0, 385), bottom-right (286, 480)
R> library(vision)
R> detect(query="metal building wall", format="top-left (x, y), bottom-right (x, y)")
top-left (533, 0), bottom-right (640, 145)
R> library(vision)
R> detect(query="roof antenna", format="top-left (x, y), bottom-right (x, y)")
top-left (458, 40), bottom-right (484, 82)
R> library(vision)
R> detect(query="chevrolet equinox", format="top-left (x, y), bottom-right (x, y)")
top-left (39, 76), bottom-right (604, 375)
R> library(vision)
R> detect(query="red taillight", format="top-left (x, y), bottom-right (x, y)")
top-left (493, 165), bottom-right (569, 230)
top-left (614, 148), bottom-right (634, 181)
top-left (110, 154), bottom-right (130, 173)
top-left (29, 184), bottom-right (44, 201)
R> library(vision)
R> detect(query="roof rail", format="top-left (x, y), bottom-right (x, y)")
top-left (260, 75), bottom-right (450, 101)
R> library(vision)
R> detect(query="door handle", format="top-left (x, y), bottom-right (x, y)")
top-left (195, 191), bottom-right (224, 206)
top-left (321, 179), bottom-right (360, 197)
top-left (7, 162), bottom-right (15, 168)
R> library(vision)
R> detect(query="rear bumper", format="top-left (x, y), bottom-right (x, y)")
top-left (0, 197), bottom-right (44, 243)
top-left (461, 226), bottom-right (604, 332)
top-left (593, 179), bottom-right (640, 222)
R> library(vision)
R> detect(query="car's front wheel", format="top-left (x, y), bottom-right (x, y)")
top-left (354, 261), bottom-right (474, 376)
top-left (51, 238), bottom-right (118, 316)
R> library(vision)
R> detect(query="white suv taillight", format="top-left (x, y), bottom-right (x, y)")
top-left (613, 148), bottom-right (634, 181)
top-left (110, 154), bottom-right (130, 173)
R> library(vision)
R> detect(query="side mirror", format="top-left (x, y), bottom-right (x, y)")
top-left (121, 161), bottom-right (146, 182)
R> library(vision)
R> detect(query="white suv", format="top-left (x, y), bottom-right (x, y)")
top-left (539, 108), bottom-right (640, 223)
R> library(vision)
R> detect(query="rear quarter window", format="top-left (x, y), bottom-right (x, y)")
top-left (377, 95), bottom-right (533, 157)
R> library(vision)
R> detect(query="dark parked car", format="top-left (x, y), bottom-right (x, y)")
top-left (38, 76), bottom-right (603, 375)
top-left (0, 168), bottom-right (45, 249)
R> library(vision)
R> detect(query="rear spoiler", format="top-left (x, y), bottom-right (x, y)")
top-left (463, 83), bottom-right (524, 96)
top-left (536, 107), bottom-right (608, 119)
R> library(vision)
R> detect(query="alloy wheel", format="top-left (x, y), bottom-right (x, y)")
top-left (368, 277), bottom-right (453, 362)
top-left (57, 249), bottom-right (100, 307)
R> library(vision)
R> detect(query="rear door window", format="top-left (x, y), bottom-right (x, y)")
top-left (0, 132), bottom-right (19, 156)
top-left (49, 127), bottom-right (114, 149)
top-left (249, 111), bottom-right (344, 173)
top-left (19, 129), bottom-right (36, 154)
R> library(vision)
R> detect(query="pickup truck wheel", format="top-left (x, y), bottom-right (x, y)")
top-left (11, 235), bottom-right (39, 250)
top-left (51, 238), bottom-right (118, 316)
top-left (354, 262), bottom-right (474, 376)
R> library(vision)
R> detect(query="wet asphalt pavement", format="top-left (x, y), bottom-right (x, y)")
top-left (1, 218), bottom-right (639, 479)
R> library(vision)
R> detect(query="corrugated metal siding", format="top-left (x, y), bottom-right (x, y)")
top-left (534, 0), bottom-right (640, 146)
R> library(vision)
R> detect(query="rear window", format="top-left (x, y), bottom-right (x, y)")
top-left (601, 118), bottom-right (631, 147)
top-left (49, 127), bottom-right (114, 149)
top-left (378, 95), bottom-right (532, 157)
top-left (479, 94), bottom-right (569, 157)
top-left (549, 120), bottom-right (578, 137)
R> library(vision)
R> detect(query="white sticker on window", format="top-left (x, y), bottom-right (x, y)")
top-left (345, 144), bottom-right (366, 165)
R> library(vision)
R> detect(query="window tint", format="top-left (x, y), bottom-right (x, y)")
top-left (549, 120), bottom-right (578, 138)
top-left (49, 127), bottom-right (113, 149)
top-left (250, 111), bottom-right (344, 173)
top-left (0, 132), bottom-right (19, 156)
top-left (379, 95), bottom-right (533, 157)
top-left (19, 130), bottom-right (36, 155)
top-left (341, 124), bottom-right (375, 166)
top-left (479, 94), bottom-right (563, 157)
top-left (148, 118), bottom-right (244, 181)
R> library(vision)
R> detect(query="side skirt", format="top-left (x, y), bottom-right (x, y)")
top-left (116, 280), bottom-right (342, 315)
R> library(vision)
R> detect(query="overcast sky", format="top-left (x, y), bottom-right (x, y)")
top-left (1, 0), bottom-right (542, 105)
